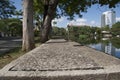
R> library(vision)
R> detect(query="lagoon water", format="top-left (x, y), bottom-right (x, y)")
top-left (78, 37), bottom-right (120, 59)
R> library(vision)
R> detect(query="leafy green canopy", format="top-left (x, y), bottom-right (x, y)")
top-left (111, 22), bottom-right (120, 36)
top-left (58, 0), bottom-right (120, 19)
top-left (34, 0), bottom-right (120, 20)
top-left (0, 0), bottom-right (16, 19)
top-left (0, 18), bottom-right (22, 36)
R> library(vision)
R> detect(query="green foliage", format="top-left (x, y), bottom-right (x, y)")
top-left (68, 26), bottom-right (93, 41)
top-left (58, 0), bottom-right (99, 19)
top-left (33, 0), bottom-right (120, 22)
top-left (32, 0), bottom-right (120, 42)
top-left (101, 25), bottom-right (110, 31)
top-left (111, 22), bottom-right (120, 36)
top-left (68, 27), bottom-right (79, 41)
top-left (98, 0), bottom-right (120, 8)
top-left (89, 27), bottom-right (101, 36)
top-left (96, 27), bottom-right (102, 36)
top-left (79, 26), bottom-right (91, 35)
top-left (79, 35), bottom-right (88, 39)
top-left (8, 19), bottom-right (22, 36)
top-left (90, 27), bottom-right (97, 35)
top-left (0, 18), bottom-right (22, 37)
top-left (34, 30), bottom-right (40, 37)
top-left (101, 25), bottom-right (111, 37)
top-left (58, 0), bottom-right (120, 19)
top-left (68, 26), bottom-right (102, 43)
top-left (33, 0), bottom-right (43, 15)
top-left (0, 20), bottom-right (6, 32)
top-left (14, 10), bottom-right (23, 19)
top-left (51, 27), bottom-right (66, 39)
top-left (0, 20), bottom-right (9, 36)
top-left (111, 37), bottom-right (120, 48)
top-left (101, 39), bottom-right (110, 45)
top-left (0, 0), bottom-right (16, 19)
top-left (33, 0), bottom-right (44, 32)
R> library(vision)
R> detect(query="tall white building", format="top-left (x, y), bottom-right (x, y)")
top-left (101, 10), bottom-right (116, 27)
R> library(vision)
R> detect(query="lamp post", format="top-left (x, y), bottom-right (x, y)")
top-left (66, 26), bottom-right (70, 41)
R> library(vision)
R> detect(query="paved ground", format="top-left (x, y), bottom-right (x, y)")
top-left (0, 39), bottom-right (120, 80)
top-left (0, 37), bottom-right (22, 56)
top-left (10, 39), bottom-right (102, 71)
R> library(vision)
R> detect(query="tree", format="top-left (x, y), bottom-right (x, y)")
top-left (0, 20), bottom-right (7, 37)
top-left (111, 22), bottom-right (120, 36)
top-left (51, 27), bottom-right (66, 37)
top-left (8, 18), bottom-right (22, 36)
top-left (101, 25), bottom-right (110, 31)
top-left (111, 37), bottom-right (120, 48)
top-left (0, 0), bottom-right (16, 19)
top-left (96, 27), bottom-right (102, 37)
top-left (33, 0), bottom-right (120, 43)
top-left (22, 0), bottom-right (35, 51)
top-left (0, 18), bottom-right (22, 37)
top-left (40, 0), bottom-right (59, 43)
top-left (14, 10), bottom-right (23, 19)
top-left (90, 27), bottom-right (97, 36)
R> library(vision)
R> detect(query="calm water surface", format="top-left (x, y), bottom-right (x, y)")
top-left (78, 37), bottom-right (120, 59)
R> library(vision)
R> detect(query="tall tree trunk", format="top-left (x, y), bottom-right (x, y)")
top-left (43, 0), bottom-right (49, 22)
top-left (22, 0), bottom-right (35, 51)
top-left (41, 0), bottom-right (59, 43)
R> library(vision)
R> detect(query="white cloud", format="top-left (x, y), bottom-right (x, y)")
top-left (68, 18), bottom-right (87, 26)
top-left (52, 17), bottom-right (64, 23)
top-left (116, 17), bottom-right (120, 22)
top-left (52, 17), bottom-right (65, 26)
top-left (52, 17), bottom-right (100, 27)
top-left (68, 18), bottom-right (101, 27)
top-left (76, 18), bottom-right (87, 22)
top-left (90, 21), bottom-right (95, 25)
top-left (89, 20), bottom-right (100, 27)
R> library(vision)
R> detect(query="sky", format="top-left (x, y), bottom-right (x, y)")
top-left (11, 0), bottom-right (120, 28)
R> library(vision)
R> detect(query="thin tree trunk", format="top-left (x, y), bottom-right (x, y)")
top-left (22, 0), bottom-right (35, 51)
top-left (41, 0), bottom-right (59, 43)
top-left (41, 15), bottom-right (52, 43)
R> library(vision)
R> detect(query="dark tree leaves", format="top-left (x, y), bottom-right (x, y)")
top-left (0, 0), bottom-right (16, 19)
top-left (58, 0), bottom-right (120, 19)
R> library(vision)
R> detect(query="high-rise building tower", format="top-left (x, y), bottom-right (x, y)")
top-left (101, 14), bottom-right (106, 27)
top-left (101, 10), bottom-right (116, 28)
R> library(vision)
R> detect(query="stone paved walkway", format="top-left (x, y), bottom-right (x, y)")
top-left (10, 39), bottom-right (102, 71)
top-left (0, 39), bottom-right (120, 80)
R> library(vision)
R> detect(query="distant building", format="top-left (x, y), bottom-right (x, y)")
top-left (101, 10), bottom-right (116, 28)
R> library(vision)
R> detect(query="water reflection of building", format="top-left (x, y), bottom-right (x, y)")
top-left (88, 38), bottom-right (120, 58)
top-left (101, 43), bottom-right (115, 56)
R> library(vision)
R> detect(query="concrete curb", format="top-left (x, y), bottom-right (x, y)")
top-left (0, 66), bottom-right (120, 80)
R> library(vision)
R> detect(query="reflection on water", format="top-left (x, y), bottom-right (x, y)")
top-left (78, 37), bottom-right (120, 59)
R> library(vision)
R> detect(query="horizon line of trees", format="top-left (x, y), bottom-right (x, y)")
top-left (101, 21), bottom-right (120, 36)
top-left (67, 21), bottom-right (120, 41)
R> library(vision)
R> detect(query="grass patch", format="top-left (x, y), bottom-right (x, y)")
top-left (35, 37), bottom-right (41, 47)
top-left (0, 48), bottom-right (25, 69)
top-left (0, 37), bottom-right (41, 69)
